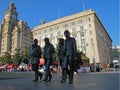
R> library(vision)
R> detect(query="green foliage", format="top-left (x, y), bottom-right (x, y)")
top-left (0, 47), bottom-right (30, 65)
top-left (12, 49), bottom-right (22, 64)
top-left (53, 51), bottom-right (58, 61)
top-left (0, 53), bottom-right (12, 64)
top-left (11, 47), bottom-right (30, 64)
top-left (53, 44), bottom-right (58, 61)
top-left (21, 47), bottom-right (30, 64)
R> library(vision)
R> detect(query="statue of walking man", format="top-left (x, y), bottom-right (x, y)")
top-left (43, 38), bottom-right (55, 82)
top-left (63, 30), bottom-right (77, 84)
top-left (30, 39), bottom-right (41, 82)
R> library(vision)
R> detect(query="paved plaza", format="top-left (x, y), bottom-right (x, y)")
top-left (0, 72), bottom-right (119, 90)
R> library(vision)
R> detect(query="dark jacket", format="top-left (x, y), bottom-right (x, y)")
top-left (44, 43), bottom-right (55, 59)
top-left (64, 37), bottom-right (77, 56)
top-left (58, 44), bottom-right (64, 57)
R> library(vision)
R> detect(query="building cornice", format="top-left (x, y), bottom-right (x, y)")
top-left (32, 9), bottom-right (95, 32)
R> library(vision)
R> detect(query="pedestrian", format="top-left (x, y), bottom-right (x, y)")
top-left (43, 38), bottom-right (55, 82)
top-left (63, 30), bottom-right (77, 84)
top-left (29, 39), bottom-right (41, 82)
top-left (57, 38), bottom-right (66, 82)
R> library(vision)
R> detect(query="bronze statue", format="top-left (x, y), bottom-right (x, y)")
top-left (58, 38), bottom-right (66, 83)
top-left (63, 30), bottom-right (77, 84)
top-left (30, 39), bottom-right (41, 82)
top-left (43, 38), bottom-right (55, 82)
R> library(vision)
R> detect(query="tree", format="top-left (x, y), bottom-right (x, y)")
top-left (53, 44), bottom-right (59, 61)
top-left (21, 47), bottom-right (30, 64)
top-left (12, 49), bottom-right (22, 64)
top-left (0, 53), bottom-right (12, 64)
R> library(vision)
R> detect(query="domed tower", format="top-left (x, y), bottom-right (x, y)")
top-left (0, 1), bottom-right (18, 55)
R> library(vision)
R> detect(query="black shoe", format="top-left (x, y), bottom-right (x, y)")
top-left (48, 75), bottom-right (52, 82)
top-left (32, 80), bottom-right (38, 82)
top-left (39, 74), bottom-right (43, 80)
top-left (68, 81), bottom-right (73, 84)
top-left (43, 78), bottom-right (48, 82)
top-left (60, 79), bottom-right (66, 83)
top-left (39, 72), bottom-right (43, 80)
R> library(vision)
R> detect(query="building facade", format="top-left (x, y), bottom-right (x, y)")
top-left (112, 45), bottom-right (120, 63)
top-left (32, 9), bottom-right (112, 65)
top-left (0, 1), bottom-right (33, 56)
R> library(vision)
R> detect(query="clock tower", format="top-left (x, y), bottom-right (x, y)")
top-left (0, 1), bottom-right (33, 56)
top-left (4, 1), bottom-right (18, 31)
top-left (0, 1), bottom-right (18, 55)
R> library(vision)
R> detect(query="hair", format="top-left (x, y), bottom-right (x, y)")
top-left (33, 39), bottom-right (38, 45)
top-left (64, 30), bottom-right (70, 35)
top-left (58, 38), bottom-right (64, 44)
top-left (44, 38), bottom-right (49, 43)
top-left (44, 38), bottom-right (49, 41)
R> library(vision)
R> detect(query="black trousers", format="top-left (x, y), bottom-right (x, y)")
top-left (32, 64), bottom-right (39, 80)
top-left (62, 56), bottom-right (74, 82)
top-left (59, 56), bottom-right (65, 80)
top-left (44, 58), bottom-right (52, 80)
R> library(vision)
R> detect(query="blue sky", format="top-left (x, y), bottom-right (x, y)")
top-left (0, 0), bottom-right (119, 45)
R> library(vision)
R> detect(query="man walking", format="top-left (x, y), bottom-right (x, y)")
top-left (30, 39), bottom-right (41, 82)
top-left (63, 30), bottom-right (77, 84)
top-left (43, 38), bottom-right (55, 82)
top-left (57, 38), bottom-right (66, 82)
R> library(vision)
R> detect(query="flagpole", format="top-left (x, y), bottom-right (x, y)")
top-left (83, 0), bottom-right (85, 11)
top-left (58, 8), bottom-right (61, 19)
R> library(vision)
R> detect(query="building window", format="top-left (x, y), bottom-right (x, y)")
top-left (57, 26), bottom-right (59, 30)
top-left (89, 24), bottom-right (91, 28)
top-left (72, 22), bottom-right (75, 26)
top-left (87, 18), bottom-right (91, 21)
top-left (50, 34), bottom-right (53, 37)
top-left (45, 35), bottom-right (47, 38)
top-left (72, 27), bottom-right (76, 32)
top-left (34, 32), bottom-right (37, 36)
top-left (79, 20), bottom-right (83, 24)
top-left (38, 31), bottom-right (41, 34)
top-left (73, 34), bottom-right (77, 40)
top-left (64, 24), bottom-right (68, 28)
top-left (57, 31), bottom-right (61, 36)
top-left (91, 38), bottom-right (93, 42)
top-left (53, 27), bottom-right (56, 30)
top-left (50, 28), bottom-right (53, 32)
top-left (90, 30), bottom-right (92, 35)
top-left (44, 30), bottom-right (47, 33)
top-left (80, 26), bottom-right (84, 30)
top-left (81, 39), bottom-right (85, 44)
top-left (80, 32), bottom-right (85, 37)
